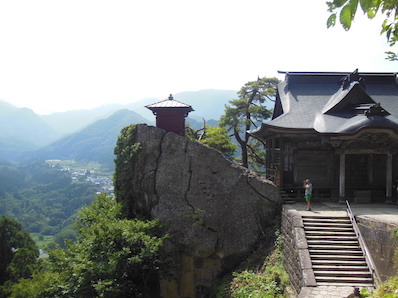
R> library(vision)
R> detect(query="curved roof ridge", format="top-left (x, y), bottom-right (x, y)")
top-left (321, 82), bottom-right (375, 115)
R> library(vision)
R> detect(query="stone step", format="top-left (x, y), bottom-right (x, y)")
top-left (304, 222), bottom-right (353, 228)
top-left (308, 244), bottom-right (362, 251)
top-left (305, 226), bottom-right (354, 232)
top-left (312, 265), bottom-right (370, 271)
top-left (303, 217), bottom-right (350, 221)
top-left (307, 240), bottom-right (359, 246)
top-left (309, 249), bottom-right (363, 256)
top-left (306, 232), bottom-right (356, 238)
top-left (302, 215), bottom-right (374, 287)
top-left (316, 282), bottom-right (374, 287)
top-left (314, 270), bottom-right (371, 278)
top-left (315, 276), bottom-right (373, 284)
top-left (310, 254), bottom-right (365, 261)
top-left (302, 215), bottom-right (349, 219)
top-left (303, 218), bottom-right (351, 223)
top-left (306, 235), bottom-right (358, 241)
top-left (311, 259), bottom-right (368, 266)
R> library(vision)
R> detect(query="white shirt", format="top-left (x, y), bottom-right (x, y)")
top-left (305, 183), bottom-right (313, 195)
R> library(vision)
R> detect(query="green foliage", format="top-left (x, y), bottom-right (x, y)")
top-left (53, 225), bottom-right (78, 248)
top-left (113, 124), bottom-right (144, 218)
top-left (184, 208), bottom-right (206, 227)
top-left (373, 276), bottom-right (398, 297)
top-left (0, 217), bottom-right (39, 297)
top-left (218, 243), bottom-right (289, 298)
top-left (200, 126), bottom-right (237, 159)
top-left (30, 234), bottom-right (54, 250)
top-left (10, 271), bottom-right (61, 298)
top-left (10, 194), bottom-right (168, 298)
top-left (326, 0), bottom-right (398, 60)
top-left (216, 227), bottom-right (290, 298)
top-left (229, 268), bottom-right (286, 298)
top-left (219, 77), bottom-right (279, 169)
top-left (186, 124), bottom-right (237, 159)
top-left (0, 160), bottom-right (97, 239)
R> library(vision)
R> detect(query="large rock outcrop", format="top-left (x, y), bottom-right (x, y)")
top-left (117, 124), bottom-right (281, 297)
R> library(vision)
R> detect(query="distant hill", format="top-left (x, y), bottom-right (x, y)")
top-left (38, 89), bottom-right (237, 136)
top-left (0, 89), bottom-right (238, 162)
top-left (41, 104), bottom-right (126, 135)
top-left (0, 100), bottom-right (18, 118)
top-left (26, 109), bottom-right (150, 169)
top-left (124, 89), bottom-right (238, 121)
top-left (0, 106), bottom-right (61, 160)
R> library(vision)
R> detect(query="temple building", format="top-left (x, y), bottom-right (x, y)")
top-left (251, 70), bottom-right (398, 203)
top-left (145, 94), bottom-right (193, 136)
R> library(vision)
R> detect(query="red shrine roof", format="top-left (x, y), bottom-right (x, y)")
top-left (145, 94), bottom-right (194, 111)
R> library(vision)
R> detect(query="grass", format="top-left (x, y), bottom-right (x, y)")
top-left (30, 233), bottom-right (55, 250)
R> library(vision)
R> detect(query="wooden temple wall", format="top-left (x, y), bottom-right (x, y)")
top-left (265, 136), bottom-right (398, 202)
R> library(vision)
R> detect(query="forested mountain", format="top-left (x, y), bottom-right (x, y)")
top-left (26, 109), bottom-right (151, 169)
top-left (0, 160), bottom-right (97, 237)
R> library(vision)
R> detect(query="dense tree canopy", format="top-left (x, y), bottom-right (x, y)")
top-left (10, 194), bottom-right (168, 298)
top-left (0, 160), bottom-right (97, 239)
top-left (327, 0), bottom-right (398, 59)
top-left (186, 124), bottom-right (237, 159)
top-left (219, 77), bottom-right (279, 169)
top-left (0, 217), bottom-right (39, 296)
top-left (199, 126), bottom-right (237, 159)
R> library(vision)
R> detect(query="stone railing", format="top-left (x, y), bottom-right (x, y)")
top-left (281, 206), bottom-right (316, 293)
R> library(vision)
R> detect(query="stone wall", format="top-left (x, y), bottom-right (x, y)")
top-left (281, 206), bottom-right (316, 293)
top-left (357, 216), bottom-right (398, 281)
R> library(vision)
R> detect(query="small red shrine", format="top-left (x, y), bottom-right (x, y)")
top-left (145, 94), bottom-right (193, 136)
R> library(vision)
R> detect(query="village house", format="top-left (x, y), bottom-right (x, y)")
top-left (251, 70), bottom-right (398, 203)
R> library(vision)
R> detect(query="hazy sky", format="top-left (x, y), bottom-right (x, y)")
top-left (0, 0), bottom-right (396, 115)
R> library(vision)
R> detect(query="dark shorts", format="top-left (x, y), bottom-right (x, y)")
top-left (305, 194), bottom-right (311, 202)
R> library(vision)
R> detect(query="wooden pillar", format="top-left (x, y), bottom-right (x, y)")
top-left (386, 152), bottom-right (393, 203)
top-left (339, 153), bottom-right (346, 203)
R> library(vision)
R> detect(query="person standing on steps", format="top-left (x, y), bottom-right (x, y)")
top-left (304, 178), bottom-right (313, 211)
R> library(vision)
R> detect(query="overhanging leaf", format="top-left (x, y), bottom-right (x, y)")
top-left (340, 4), bottom-right (353, 30)
top-left (359, 0), bottom-right (371, 12)
top-left (334, 0), bottom-right (350, 8)
top-left (327, 14), bottom-right (337, 27)
top-left (367, 8), bottom-right (377, 18)
top-left (349, 0), bottom-right (359, 16)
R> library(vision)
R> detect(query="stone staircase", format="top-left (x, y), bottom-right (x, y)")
top-left (302, 215), bottom-right (374, 287)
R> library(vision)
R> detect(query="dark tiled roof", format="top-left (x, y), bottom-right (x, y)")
top-left (251, 71), bottom-right (398, 136)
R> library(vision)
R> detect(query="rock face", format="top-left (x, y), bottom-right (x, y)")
top-left (122, 124), bottom-right (281, 297)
